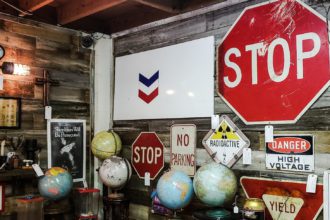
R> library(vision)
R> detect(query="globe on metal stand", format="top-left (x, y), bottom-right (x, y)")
top-left (38, 167), bottom-right (73, 219)
top-left (91, 130), bottom-right (131, 219)
top-left (156, 170), bottom-right (194, 220)
top-left (99, 156), bottom-right (132, 220)
top-left (192, 162), bottom-right (238, 220)
top-left (91, 130), bottom-right (122, 160)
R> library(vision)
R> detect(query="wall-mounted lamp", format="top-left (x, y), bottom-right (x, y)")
top-left (1, 62), bottom-right (30, 76)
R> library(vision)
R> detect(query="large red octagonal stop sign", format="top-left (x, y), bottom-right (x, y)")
top-left (217, 0), bottom-right (330, 124)
top-left (132, 132), bottom-right (164, 180)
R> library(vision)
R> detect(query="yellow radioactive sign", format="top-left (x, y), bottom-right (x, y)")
top-left (202, 115), bottom-right (250, 167)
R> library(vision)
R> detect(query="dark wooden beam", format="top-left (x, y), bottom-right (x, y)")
top-left (131, 0), bottom-right (179, 14)
top-left (57, 0), bottom-right (127, 25)
top-left (19, 0), bottom-right (54, 12)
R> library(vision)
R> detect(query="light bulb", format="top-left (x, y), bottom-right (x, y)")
top-left (1, 62), bottom-right (30, 75)
top-left (13, 63), bottom-right (30, 76)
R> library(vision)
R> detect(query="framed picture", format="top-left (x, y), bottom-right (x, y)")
top-left (47, 119), bottom-right (86, 182)
top-left (0, 184), bottom-right (4, 212)
top-left (0, 97), bottom-right (21, 129)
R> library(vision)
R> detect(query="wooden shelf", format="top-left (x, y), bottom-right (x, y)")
top-left (0, 169), bottom-right (36, 181)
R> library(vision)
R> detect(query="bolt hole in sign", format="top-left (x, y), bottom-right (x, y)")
top-left (217, 0), bottom-right (330, 124)
top-left (170, 124), bottom-right (196, 176)
top-left (132, 132), bottom-right (164, 180)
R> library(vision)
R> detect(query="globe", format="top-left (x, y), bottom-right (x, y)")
top-left (156, 170), bottom-right (194, 210)
top-left (99, 156), bottom-right (132, 190)
top-left (193, 162), bottom-right (237, 207)
top-left (91, 130), bottom-right (122, 160)
top-left (38, 167), bottom-right (73, 200)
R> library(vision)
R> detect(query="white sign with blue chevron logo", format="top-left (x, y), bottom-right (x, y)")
top-left (114, 36), bottom-right (214, 120)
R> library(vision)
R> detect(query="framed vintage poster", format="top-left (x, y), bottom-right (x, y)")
top-left (0, 97), bottom-right (21, 129)
top-left (47, 119), bottom-right (86, 182)
top-left (0, 184), bottom-right (4, 212)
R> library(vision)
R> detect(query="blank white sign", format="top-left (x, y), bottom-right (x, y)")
top-left (114, 36), bottom-right (214, 120)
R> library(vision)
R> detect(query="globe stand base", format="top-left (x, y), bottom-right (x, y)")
top-left (167, 211), bottom-right (183, 220)
top-left (44, 199), bottom-right (71, 216)
top-left (192, 209), bottom-right (233, 220)
top-left (108, 193), bottom-right (124, 200)
top-left (167, 217), bottom-right (183, 220)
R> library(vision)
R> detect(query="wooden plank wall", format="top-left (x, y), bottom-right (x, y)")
top-left (112, 0), bottom-right (330, 219)
top-left (0, 14), bottom-right (92, 177)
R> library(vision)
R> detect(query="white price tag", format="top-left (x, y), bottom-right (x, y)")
top-left (211, 115), bottom-right (220, 130)
top-left (45, 106), bottom-right (52, 119)
top-left (0, 75), bottom-right (3, 90)
top-left (233, 206), bottom-right (239, 214)
top-left (243, 148), bottom-right (252, 165)
top-left (32, 164), bottom-right (44, 177)
top-left (265, 125), bottom-right (274, 143)
top-left (144, 172), bottom-right (150, 186)
top-left (306, 174), bottom-right (317, 193)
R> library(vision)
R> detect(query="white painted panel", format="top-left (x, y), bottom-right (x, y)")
top-left (324, 171), bottom-right (330, 220)
top-left (94, 36), bottom-right (112, 132)
top-left (114, 36), bottom-right (214, 120)
top-left (93, 35), bottom-right (112, 212)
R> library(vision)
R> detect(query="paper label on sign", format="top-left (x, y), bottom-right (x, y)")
top-left (45, 106), bottom-right (52, 119)
top-left (0, 75), bottom-right (3, 90)
top-left (243, 148), bottom-right (252, 165)
top-left (32, 164), bottom-right (44, 177)
top-left (306, 174), bottom-right (317, 193)
top-left (262, 194), bottom-right (304, 220)
top-left (233, 206), bottom-right (239, 214)
top-left (265, 125), bottom-right (274, 143)
top-left (211, 115), bottom-right (220, 130)
top-left (144, 172), bottom-right (150, 186)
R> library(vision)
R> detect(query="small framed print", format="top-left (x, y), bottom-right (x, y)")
top-left (0, 97), bottom-right (21, 129)
top-left (47, 119), bottom-right (86, 183)
top-left (0, 184), bottom-right (4, 212)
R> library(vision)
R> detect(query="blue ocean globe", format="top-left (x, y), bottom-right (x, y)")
top-left (156, 170), bottom-right (194, 210)
top-left (38, 167), bottom-right (73, 200)
top-left (193, 162), bottom-right (237, 207)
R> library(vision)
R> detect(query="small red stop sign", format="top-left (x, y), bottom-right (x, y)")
top-left (131, 132), bottom-right (164, 179)
top-left (217, 0), bottom-right (330, 124)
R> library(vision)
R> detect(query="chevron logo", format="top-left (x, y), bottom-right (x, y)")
top-left (138, 71), bottom-right (159, 104)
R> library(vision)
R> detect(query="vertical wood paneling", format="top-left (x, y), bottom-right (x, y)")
top-left (0, 13), bottom-right (92, 186)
